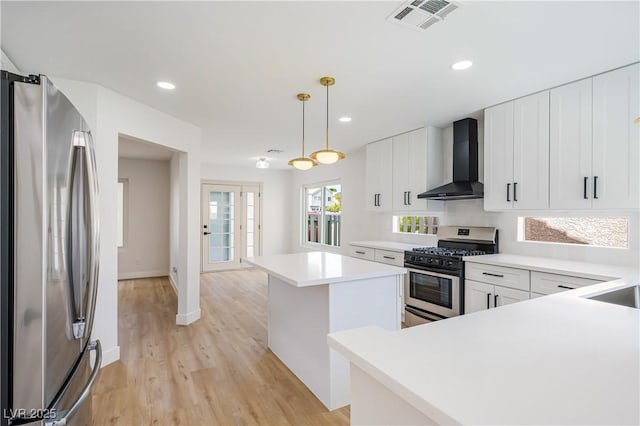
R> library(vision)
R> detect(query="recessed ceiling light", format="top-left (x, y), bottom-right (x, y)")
top-left (157, 81), bottom-right (176, 90)
top-left (451, 60), bottom-right (473, 71)
top-left (339, 116), bottom-right (352, 123)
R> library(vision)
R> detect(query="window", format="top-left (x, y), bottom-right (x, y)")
top-left (393, 216), bottom-right (439, 235)
top-left (520, 217), bottom-right (628, 248)
top-left (117, 179), bottom-right (127, 248)
top-left (304, 182), bottom-right (341, 247)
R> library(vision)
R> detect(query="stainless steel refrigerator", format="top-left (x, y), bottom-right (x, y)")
top-left (1, 72), bottom-right (101, 426)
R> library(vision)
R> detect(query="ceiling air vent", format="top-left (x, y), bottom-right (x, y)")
top-left (387, 0), bottom-right (458, 31)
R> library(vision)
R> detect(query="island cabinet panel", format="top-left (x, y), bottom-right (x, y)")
top-left (592, 63), bottom-right (640, 209)
top-left (366, 138), bottom-right (393, 211)
top-left (350, 365), bottom-right (437, 426)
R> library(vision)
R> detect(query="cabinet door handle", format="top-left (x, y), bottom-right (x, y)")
top-left (486, 293), bottom-right (491, 309)
top-left (513, 182), bottom-right (518, 202)
top-left (355, 251), bottom-right (366, 255)
top-left (482, 272), bottom-right (504, 278)
top-left (507, 183), bottom-right (511, 202)
top-left (494, 294), bottom-right (499, 307)
top-left (583, 177), bottom-right (588, 199)
top-left (593, 176), bottom-right (598, 199)
top-left (377, 194), bottom-right (381, 206)
top-left (383, 255), bottom-right (396, 260)
top-left (403, 191), bottom-right (408, 205)
top-left (407, 191), bottom-right (411, 205)
top-left (557, 285), bottom-right (575, 290)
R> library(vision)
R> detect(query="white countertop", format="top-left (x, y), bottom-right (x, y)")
top-left (350, 241), bottom-right (428, 252)
top-left (464, 253), bottom-right (639, 281)
top-left (242, 251), bottom-right (406, 287)
top-left (328, 279), bottom-right (640, 425)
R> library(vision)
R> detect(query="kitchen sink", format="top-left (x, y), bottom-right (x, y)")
top-left (587, 285), bottom-right (640, 309)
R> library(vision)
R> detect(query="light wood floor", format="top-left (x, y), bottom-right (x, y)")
top-left (92, 270), bottom-right (350, 425)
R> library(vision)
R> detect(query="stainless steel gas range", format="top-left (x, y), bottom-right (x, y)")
top-left (403, 226), bottom-right (498, 326)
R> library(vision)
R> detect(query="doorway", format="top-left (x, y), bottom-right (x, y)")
top-left (201, 182), bottom-right (262, 272)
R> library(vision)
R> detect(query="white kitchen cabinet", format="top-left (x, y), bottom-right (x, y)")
top-left (484, 101), bottom-right (514, 211)
top-left (373, 249), bottom-right (404, 267)
top-left (484, 91), bottom-right (549, 211)
top-left (465, 279), bottom-right (529, 314)
top-left (465, 280), bottom-right (494, 313)
top-left (549, 78), bottom-right (593, 209)
top-left (392, 127), bottom-right (444, 212)
top-left (592, 63), bottom-right (640, 209)
top-left (530, 271), bottom-right (603, 295)
top-left (465, 262), bottom-right (530, 292)
top-left (550, 63), bottom-right (639, 210)
top-left (349, 246), bottom-right (375, 261)
top-left (366, 138), bottom-right (393, 211)
top-left (513, 91), bottom-right (550, 210)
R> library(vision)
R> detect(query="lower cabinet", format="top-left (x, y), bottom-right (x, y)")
top-left (465, 279), bottom-right (530, 314)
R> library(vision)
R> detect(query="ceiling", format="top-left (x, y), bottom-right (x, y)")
top-left (119, 135), bottom-right (176, 161)
top-left (2, 1), bottom-right (639, 169)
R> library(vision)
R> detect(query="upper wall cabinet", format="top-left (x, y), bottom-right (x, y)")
top-left (549, 78), bottom-right (593, 209)
top-left (549, 63), bottom-right (639, 210)
top-left (392, 127), bottom-right (444, 212)
top-left (591, 64), bottom-right (639, 209)
top-left (366, 127), bottom-right (444, 212)
top-left (366, 138), bottom-right (393, 211)
top-left (484, 91), bottom-right (550, 211)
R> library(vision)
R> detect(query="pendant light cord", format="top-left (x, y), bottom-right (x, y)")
top-left (302, 99), bottom-right (306, 156)
top-left (325, 82), bottom-right (329, 150)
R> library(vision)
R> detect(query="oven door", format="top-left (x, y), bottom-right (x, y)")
top-left (404, 268), bottom-right (460, 318)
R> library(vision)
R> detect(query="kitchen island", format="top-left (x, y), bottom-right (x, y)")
top-left (328, 277), bottom-right (640, 425)
top-left (242, 251), bottom-right (405, 410)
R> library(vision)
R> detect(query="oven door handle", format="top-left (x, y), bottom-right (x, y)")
top-left (405, 306), bottom-right (445, 322)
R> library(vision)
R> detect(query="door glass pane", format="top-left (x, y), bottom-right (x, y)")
top-left (209, 191), bottom-right (234, 262)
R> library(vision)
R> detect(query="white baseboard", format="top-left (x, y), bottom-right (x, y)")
top-left (99, 345), bottom-right (120, 368)
top-left (176, 309), bottom-right (201, 326)
top-left (168, 274), bottom-right (178, 295)
top-left (118, 270), bottom-right (169, 280)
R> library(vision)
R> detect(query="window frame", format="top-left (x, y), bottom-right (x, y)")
top-left (301, 180), bottom-right (342, 248)
top-left (517, 216), bottom-right (629, 249)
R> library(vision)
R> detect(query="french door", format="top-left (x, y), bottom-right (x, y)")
top-left (201, 183), bottom-right (261, 272)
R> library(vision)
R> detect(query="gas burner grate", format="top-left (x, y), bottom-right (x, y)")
top-left (411, 247), bottom-right (487, 257)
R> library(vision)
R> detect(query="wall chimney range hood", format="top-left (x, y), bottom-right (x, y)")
top-left (418, 117), bottom-right (483, 200)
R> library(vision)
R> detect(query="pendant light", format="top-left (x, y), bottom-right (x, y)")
top-left (288, 93), bottom-right (317, 171)
top-left (310, 76), bottom-right (345, 165)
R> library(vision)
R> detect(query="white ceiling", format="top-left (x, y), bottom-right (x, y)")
top-left (119, 135), bottom-right (175, 161)
top-left (2, 1), bottom-right (639, 169)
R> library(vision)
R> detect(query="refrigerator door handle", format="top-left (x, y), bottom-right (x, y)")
top-left (45, 340), bottom-right (102, 426)
top-left (68, 131), bottom-right (100, 340)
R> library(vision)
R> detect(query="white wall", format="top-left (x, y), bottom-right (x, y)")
top-left (1, 49), bottom-right (20, 73)
top-left (49, 77), bottom-right (202, 367)
top-left (200, 163), bottom-right (291, 256)
top-left (118, 157), bottom-right (170, 280)
top-left (289, 148), bottom-right (377, 254)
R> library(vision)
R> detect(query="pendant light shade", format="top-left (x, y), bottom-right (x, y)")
top-left (288, 93), bottom-right (317, 171)
top-left (310, 77), bottom-right (345, 165)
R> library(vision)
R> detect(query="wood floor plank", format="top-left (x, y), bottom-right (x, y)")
top-left (92, 271), bottom-right (350, 425)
